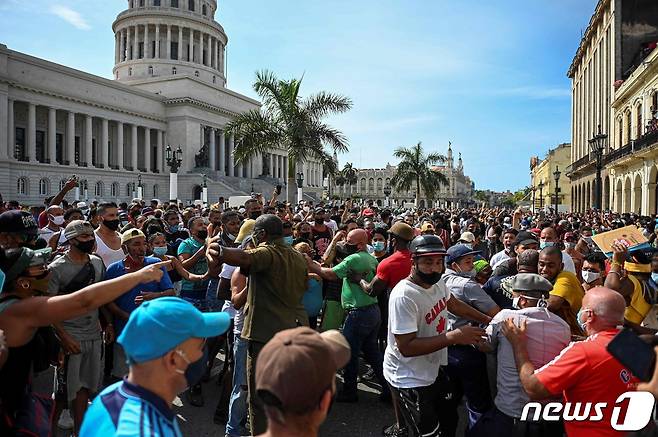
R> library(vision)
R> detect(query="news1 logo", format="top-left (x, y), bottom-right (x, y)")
top-left (521, 392), bottom-right (656, 431)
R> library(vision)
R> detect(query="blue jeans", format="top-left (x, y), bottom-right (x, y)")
top-left (225, 333), bottom-right (248, 437)
top-left (341, 304), bottom-right (387, 396)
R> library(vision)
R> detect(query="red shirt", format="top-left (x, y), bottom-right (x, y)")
top-left (376, 250), bottom-right (412, 290)
top-left (535, 329), bottom-right (637, 437)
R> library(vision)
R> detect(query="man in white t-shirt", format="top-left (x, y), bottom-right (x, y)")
top-left (384, 235), bottom-right (492, 437)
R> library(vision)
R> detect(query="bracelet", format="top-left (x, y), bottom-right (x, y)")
top-left (611, 261), bottom-right (623, 268)
top-left (608, 270), bottom-right (622, 277)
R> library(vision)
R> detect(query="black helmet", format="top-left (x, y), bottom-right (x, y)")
top-left (409, 235), bottom-right (446, 257)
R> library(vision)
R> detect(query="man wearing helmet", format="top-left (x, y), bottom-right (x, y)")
top-left (384, 235), bottom-right (492, 437)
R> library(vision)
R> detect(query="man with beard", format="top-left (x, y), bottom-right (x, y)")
top-left (93, 203), bottom-right (125, 269)
top-left (311, 207), bottom-right (333, 259)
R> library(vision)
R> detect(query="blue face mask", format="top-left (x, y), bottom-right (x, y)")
top-left (152, 246), bottom-right (168, 257)
top-left (540, 241), bottom-right (555, 250)
top-left (652, 273), bottom-right (658, 284)
top-left (169, 224), bottom-right (179, 233)
top-left (283, 236), bottom-right (294, 246)
top-left (372, 241), bottom-right (386, 252)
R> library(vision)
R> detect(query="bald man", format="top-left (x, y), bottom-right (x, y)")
top-left (503, 287), bottom-right (636, 437)
top-left (39, 205), bottom-right (65, 242)
top-left (307, 228), bottom-right (388, 402)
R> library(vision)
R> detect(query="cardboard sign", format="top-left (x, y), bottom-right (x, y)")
top-left (591, 225), bottom-right (650, 256)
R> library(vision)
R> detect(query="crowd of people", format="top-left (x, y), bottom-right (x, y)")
top-left (2, 174), bottom-right (658, 437)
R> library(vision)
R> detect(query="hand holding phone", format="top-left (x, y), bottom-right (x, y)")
top-left (607, 328), bottom-right (656, 381)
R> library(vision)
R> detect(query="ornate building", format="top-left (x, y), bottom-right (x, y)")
top-left (0, 0), bottom-right (324, 204)
top-left (332, 143), bottom-right (474, 208)
top-left (530, 143), bottom-right (572, 212)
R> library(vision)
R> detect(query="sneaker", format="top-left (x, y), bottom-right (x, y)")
top-left (57, 409), bottom-right (74, 430)
top-left (382, 423), bottom-right (407, 437)
top-left (359, 366), bottom-right (376, 382)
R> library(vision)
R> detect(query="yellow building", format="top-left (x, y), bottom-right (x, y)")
top-left (530, 143), bottom-right (572, 212)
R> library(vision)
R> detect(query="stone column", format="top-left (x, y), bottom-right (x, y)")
top-left (85, 115), bottom-right (92, 166)
top-left (117, 121), bottom-right (124, 170)
top-left (6, 99), bottom-right (13, 159)
top-left (155, 23), bottom-right (160, 58)
top-left (246, 158), bottom-right (252, 178)
top-left (268, 153), bottom-right (273, 177)
top-left (156, 130), bottom-right (163, 173)
top-left (120, 29), bottom-right (126, 62)
top-left (199, 32), bottom-right (204, 66)
top-left (27, 103), bottom-right (36, 163)
top-left (48, 107), bottom-right (57, 164)
top-left (189, 28), bottom-right (194, 62)
top-left (133, 25), bottom-right (139, 60)
top-left (131, 124), bottom-right (138, 171)
top-left (218, 130), bottom-right (225, 175)
top-left (144, 23), bottom-right (150, 59)
top-left (166, 25), bottom-right (171, 59)
top-left (67, 111), bottom-right (75, 166)
top-left (178, 26), bottom-right (183, 60)
top-left (126, 27), bottom-right (132, 60)
top-left (144, 127), bottom-right (151, 172)
top-left (209, 127), bottom-right (216, 170)
top-left (228, 133), bottom-right (235, 176)
top-left (115, 32), bottom-right (120, 63)
top-left (101, 118), bottom-right (109, 168)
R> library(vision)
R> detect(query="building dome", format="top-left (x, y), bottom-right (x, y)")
top-left (112, 0), bottom-right (227, 86)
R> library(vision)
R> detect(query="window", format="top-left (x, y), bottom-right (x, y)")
top-left (75, 136), bottom-right (81, 164)
top-left (154, 0), bottom-right (160, 5)
top-left (153, 184), bottom-right (158, 198)
top-left (59, 179), bottom-right (67, 191)
top-left (188, 0), bottom-right (194, 11)
top-left (126, 183), bottom-right (133, 197)
top-left (14, 127), bottom-right (26, 161)
top-left (111, 182), bottom-right (119, 197)
top-left (202, 4), bottom-right (207, 15)
top-left (95, 181), bottom-right (103, 197)
top-left (212, 75), bottom-right (216, 84)
top-left (35, 130), bottom-right (45, 163)
top-left (626, 110), bottom-right (632, 142)
top-left (39, 178), bottom-right (49, 196)
top-left (171, 42), bottom-right (178, 60)
top-left (139, 0), bottom-right (144, 6)
top-left (56, 133), bottom-right (63, 164)
top-left (172, 66), bottom-right (177, 75)
top-left (17, 178), bottom-right (27, 195)
top-left (138, 42), bottom-right (144, 59)
top-left (637, 103), bottom-right (643, 137)
top-left (171, 0), bottom-right (178, 7)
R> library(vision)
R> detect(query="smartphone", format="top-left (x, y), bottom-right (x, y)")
top-left (276, 185), bottom-right (282, 195)
top-left (607, 328), bottom-right (656, 381)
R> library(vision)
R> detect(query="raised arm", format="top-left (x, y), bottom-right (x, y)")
top-left (50, 176), bottom-right (78, 206)
top-left (207, 235), bottom-right (252, 276)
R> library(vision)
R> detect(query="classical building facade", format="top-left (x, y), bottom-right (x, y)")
top-left (0, 0), bottom-right (324, 205)
top-left (567, 0), bottom-right (658, 213)
top-left (332, 144), bottom-right (474, 208)
top-left (530, 143), bottom-right (572, 212)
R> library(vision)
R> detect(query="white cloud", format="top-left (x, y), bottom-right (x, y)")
top-left (49, 5), bottom-right (91, 30)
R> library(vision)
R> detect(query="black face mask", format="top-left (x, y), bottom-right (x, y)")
top-left (415, 264), bottom-right (443, 285)
top-left (249, 211), bottom-right (261, 220)
top-left (345, 243), bottom-right (359, 255)
top-left (300, 232), bottom-right (311, 240)
top-left (315, 217), bottom-right (324, 225)
top-left (196, 230), bottom-right (208, 240)
top-left (74, 239), bottom-right (95, 254)
top-left (103, 219), bottom-right (121, 231)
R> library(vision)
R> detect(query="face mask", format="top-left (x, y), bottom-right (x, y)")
top-left (539, 241), bottom-right (555, 250)
top-left (455, 264), bottom-right (476, 278)
top-left (512, 296), bottom-right (521, 310)
top-left (416, 269), bottom-right (443, 285)
top-left (226, 232), bottom-right (236, 241)
top-left (74, 239), bottom-right (95, 254)
top-left (300, 232), bottom-right (311, 240)
top-left (120, 220), bottom-right (130, 228)
top-left (372, 241), bottom-right (386, 252)
top-left (249, 211), bottom-right (261, 220)
top-left (582, 270), bottom-right (601, 284)
top-left (103, 219), bottom-right (121, 231)
top-left (175, 347), bottom-right (208, 388)
top-left (565, 242), bottom-right (576, 250)
top-left (345, 243), bottom-right (359, 255)
top-left (283, 236), bottom-right (294, 246)
top-left (169, 224), bottom-right (180, 233)
top-left (577, 308), bottom-right (590, 332)
top-left (152, 246), bottom-right (168, 256)
top-left (51, 215), bottom-right (65, 226)
top-left (196, 230), bottom-right (208, 240)
top-left (652, 273), bottom-right (658, 284)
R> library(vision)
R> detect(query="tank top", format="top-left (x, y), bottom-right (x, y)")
top-left (95, 231), bottom-right (125, 268)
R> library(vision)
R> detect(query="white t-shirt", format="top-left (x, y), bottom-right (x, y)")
top-left (490, 249), bottom-right (511, 269)
top-left (325, 219), bottom-right (338, 233)
top-left (562, 251), bottom-right (576, 275)
top-left (384, 278), bottom-right (451, 389)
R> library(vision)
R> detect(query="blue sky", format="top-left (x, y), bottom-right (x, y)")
top-left (0, 0), bottom-right (598, 192)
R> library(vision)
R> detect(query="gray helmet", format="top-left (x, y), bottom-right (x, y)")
top-left (409, 235), bottom-right (447, 257)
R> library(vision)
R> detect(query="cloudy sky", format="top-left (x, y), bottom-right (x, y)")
top-left (0, 0), bottom-right (599, 191)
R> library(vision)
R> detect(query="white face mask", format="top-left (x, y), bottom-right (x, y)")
top-left (51, 215), bottom-right (65, 226)
top-left (512, 296), bottom-right (521, 309)
top-left (582, 270), bottom-right (601, 284)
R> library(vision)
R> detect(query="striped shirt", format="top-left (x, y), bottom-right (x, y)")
top-left (80, 380), bottom-right (182, 437)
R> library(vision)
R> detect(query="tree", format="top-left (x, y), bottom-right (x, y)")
top-left (391, 142), bottom-right (448, 206)
top-left (226, 70), bottom-right (352, 202)
top-left (338, 162), bottom-right (358, 198)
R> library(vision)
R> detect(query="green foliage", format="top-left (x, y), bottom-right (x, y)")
top-left (391, 142), bottom-right (448, 205)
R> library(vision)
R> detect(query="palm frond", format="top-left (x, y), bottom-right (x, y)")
top-left (303, 92), bottom-right (353, 119)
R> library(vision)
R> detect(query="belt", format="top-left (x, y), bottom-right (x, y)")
top-left (345, 303), bottom-right (378, 313)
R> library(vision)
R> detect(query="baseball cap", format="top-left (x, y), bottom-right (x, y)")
top-left (446, 244), bottom-right (481, 265)
top-left (421, 222), bottom-right (435, 233)
top-left (0, 210), bottom-right (38, 235)
top-left (118, 297), bottom-right (230, 364)
top-left (141, 207), bottom-right (154, 217)
top-left (1, 247), bottom-right (52, 290)
top-left (256, 327), bottom-right (350, 414)
top-left (513, 231), bottom-right (539, 247)
top-left (64, 220), bottom-right (95, 241)
top-left (121, 228), bottom-right (146, 244)
top-left (459, 231), bottom-right (475, 243)
top-left (473, 259), bottom-right (490, 274)
top-left (363, 208), bottom-right (375, 217)
top-left (511, 273), bottom-right (553, 295)
top-left (389, 222), bottom-right (415, 241)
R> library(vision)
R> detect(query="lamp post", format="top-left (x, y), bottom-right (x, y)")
top-left (202, 173), bottom-right (208, 206)
top-left (553, 166), bottom-right (561, 213)
top-left (531, 186), bottom-right (536, 214)
top-left (383, 184), bottom-right (392, 207)
top-left (588, 124), bottom-right (608, 210)
top-left (137, 173), bottom-right (143, 200)
top-left (166, 145), bottom-right (183, 203)
top-left (296, 171), bottom-right (304, 204)
top-left (538, 180), bottom-right (544, 210)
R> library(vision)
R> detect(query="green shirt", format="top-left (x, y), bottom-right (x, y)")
top-left (241, 238), bottom-right (308, 344)
top-left (333, 251), bottom-right (379, 310)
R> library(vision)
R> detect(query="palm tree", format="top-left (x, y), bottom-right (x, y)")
top-left (391, 142), bottom-right (448, 206)
top-left (340, 162), bottom-right (358, 197)
top-left (226, 70), bottom-right (352, 202)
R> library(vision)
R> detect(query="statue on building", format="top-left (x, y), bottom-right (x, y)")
top-left (195, 143), bottom-right (209, 168)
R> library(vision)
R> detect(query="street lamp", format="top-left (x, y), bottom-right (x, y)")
top-left (553, 166), bottom-right (561, 213)
top-left (166, 145), bottom-right (183, 203)
top-left (531, 186), bottom-right (536, 214)
top-left (137, 173), bottom-right (143, 200)
top-left (383, 184), bottom-right (392, 207)
top-left (202, 173), bottom-right (208, 206)
top-left (296, 171), bottom-right (304, 204)
top-left (588, 124), bottom-right (608, 210)
top-left (538, 180), bottom-right (544, 210)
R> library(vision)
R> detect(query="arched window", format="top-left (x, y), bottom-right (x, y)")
top-left (95, 181), bottom-right (104, 197)
top-left (368, 178), bottom-right (375, 193)
top-left (172, 67), bottom-right (177, 75)
top-left (626, 110), bottom-right (632, 142)
top-left (126, 183), bottom-right (133, 197)
top-left (360, 178), bottom-right (366, 193)
top-left (202, 4), bottom-right (207, 15)
top-left (17, 177), bottom-right (27, 195)
top-left (148, 65), bottom-right (154, 75)
top-left (153, 184), bottom-right (159, 198)
top-left (59, 179), bottom-right (68, 191)
top-left (39, 178), bottom-right (49, 196)
top-left (111, 182), bottom-right (119, 197)
top-left (637, 103), bottom-right (643, 137)
top-left (376, 178), bottom-right (383, 193)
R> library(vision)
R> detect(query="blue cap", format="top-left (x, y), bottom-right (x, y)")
top-left (446, 244), bottom-right (481, 265)
top-left (118, 297), bottom-right (230, 364)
